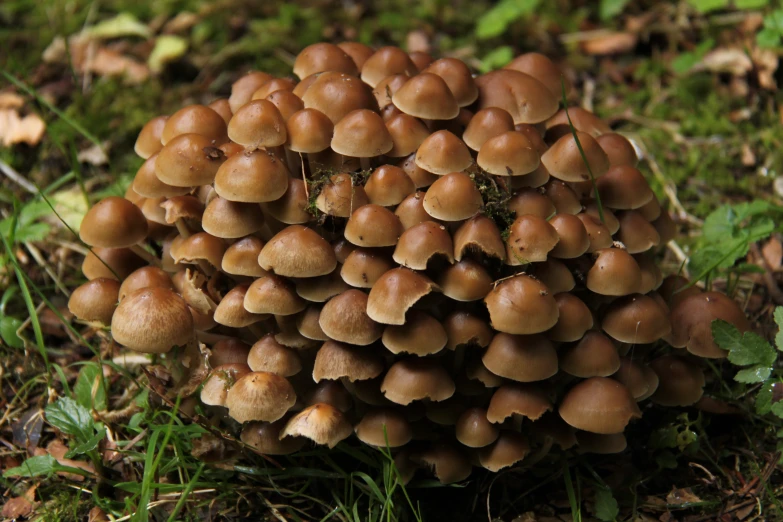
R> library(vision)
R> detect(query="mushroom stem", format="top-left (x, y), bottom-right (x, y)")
top-left (174, 219), bottom-right (191, 239)
top-left (284, 147), bottom-right (301, 174)
top-left (246, 323), bottom-right (267, 341)
top-left (196, 331), bottom-right (235, 345)
top-left (129, 244), bottom-right (161, 267)
top-left (360, 156), bottom-right (372, 172)
top-left (523, 437), bottom-right (553, 468)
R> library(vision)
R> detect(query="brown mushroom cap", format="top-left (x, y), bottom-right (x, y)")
top-left (133, 154), bottom-right (190, 198)
top-left (263, 178), bottom-right (312, 225)
top-left (202, 197), bottom-right (264, 239)
top-left (484, 275), bottom-right (559, 335)
top-left (437, 259), bottom-right (493, 302)
top-left (602, 293), bottom-right (671, 344)
top-left (209, 338), bottom-right (251, 367)
top-left (312, 340), bottom-right (384, 382)
top-left (240, 418), bottom-right (306, 455)
top-left (669, 291), bottom-right (751, 358)
top-left (247, 335), bottom-right (302, 377)
top-left (548, 293), bottom-right (594, 342)
top-left (366, 268), bottom-right (437, 325)
top-left (81, 247), bottom-right (146, 281)
top-left (558, 377), bottom-right (641, 434)
top-left (222, 236), bottom-right (267, 277)
top-left (549, 213), bottom-right (590, 259)
top-left (455, 408), bottom-right (499, 448)
top-left (111, 287), bottom-right (193, 353)
top-left (465, 358), bottom-right (505, 389)
top-left (226, 372), bottom-right (296, 423)
top-left (373, 74), bottom-right (409, 110)
top-left (296, 304), bottom-right (329, 341)
top-left (635, 254), bottom-right (663, 294)
top-left (286, 108), bottom-right (334, 153)
top-left (384, 114), bottom-right (430, 158)
top-left (612, 357), bottom-right (651, 400)
top-left (118, 266), bottom-right (174, 302)
top-left (244, 274), bottom-right (306, 315)
top-left (304, 381), bottom-right (354, 412)
top-left (382, 310), bottom-right (447, 356)
top-left (68, 278), bottom-right (120, 325)
top-left (391, 73), bottom-right (459, 120)
top-left (393, 221), bottom-right (453, 269)
top-left (453, 215), bottom-right (506, 261)
top-left (200, 364), bottom-right (251, 407)
top-left (364, 165), bottom-right (416, 206)
top-left (214, 285), bottom-right (268, 327)
top-left (263, 89), bottom-right (303, 121)
top-left (170, 232), bottom-right (226, 269)
top-left (477, 131), bottom-right (540, 176)
top-left (229, 71), bottom-right (274, 113)
top-left (160, 195), bottom-right (204, 225)
top-left (399, 153), bottom-right (439, 188)
top-left (295, 270), bottom-right (352, 303)
top-left (214, 150), bottom-right (289, 203)
top-left (422, 172), bottom-right (483, 221)
top-left (649, 355), bottom-right (705, 406)
top-left (444, 311), bottom-right (493, 350)
top-left (80, 197), bottom-right (148, 248)
top-left (616, 210), bottom-right (661, 254)
top-left (207, 98), bottom-right (233, 125)
top-left (411, 443), bottom-right (471, 484)
top-left (134, 115), bottom-right (167, 159)
top-left (337, 41), bottom-right (375, 70)
top-left (331, 109), bottom-right (393, 158)
top-left (302, 72), bottom-right (377, 124)
top-left (381, 358), bottom-right (455, 405)
top-left (395, 191), bottom-right (436, 229)
top-left (483, 333), bottom-right (558, 382)
top-left (545, 107), bottom-right (611, 141)
top-left (504, 52), bottom-right (569, 97)
top-left (576, 212), bottom-right (613, 253)
top-left (585, 200), bottom-right (620, 234)
top-left (315, 173), bottom-right (370, 218)
top-left (530, 258), bottom-right (575, 295)
top-left (293, 42), bottom-right (358, 79)
top-left (586, 248), bottom-right (642, 296)
top-left (355, 409), bottom-right (413, 448)
top-left (344, 204), bottom-right (403, 247)
top-left (559, 331), bottom-right (621, 377)
top-left (423, 57), bottom-right (478, 107)
top-left (540, 131), bottom-right (609, 182)
top-left (360, 46), bottom-right (418, 88)
top-left (319, 289), bottom-right (383, 345)
top-left (596, 165), bottom-right (654, 210)
top-left (258, 225), bottom-right (337, 278)
top-left (415, 130), bottom-right (473, 175)
top-left (597, 133), bottom-right (638, 167)
top-left (227, 99), bottom-right (287, 149)
top-left (542, 180), bottom-right (582, 215)
top-left (161, 104), bottom-right (228, 146)
top-left (409, 51), bottom-right (434, 71)
top-left (478, 431), bottom-right (530, 472)
top-left (658, 275), bottom-right (702, 308)
top-left (340, 248), bottom-right (395, 289)
top-left (505, 214), bottom-right (559, 265)
top-left (475, 69), bottom-right (558, 125)
top-left (463, 107), bottom-right (515, 152)
top-left (487, 383), bottom-right (552, 423)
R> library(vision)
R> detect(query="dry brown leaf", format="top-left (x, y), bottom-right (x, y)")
top-left (752, 47), bottom-right (778, 90)
top-left (77, 142), bottom-right (110, 166)
top-left (89, 506), bottom-right (110, 522)
top-left (698, 48), bottom-right (753, 76)
top-left (762, 237), bottom-right (782, 271)
top-left (665, 487), bottom-right (701, 506)
top-left (580, 32), bottom-right (638, 56)
top-left (44, 439), bottom-right (96, 481)
top-left (741, 143), bottom-right (756, 167)
top-left (1, 496), bottom-right (33, 519)
top-left (0, 108), bottom-right (46, 147)
top-left (43, 34), bottom-right (149, 84)
top-left (0, 92), bottom-right (25, 109)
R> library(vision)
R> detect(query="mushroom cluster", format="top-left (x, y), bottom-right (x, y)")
top-left (68, 43), bottom-right (752, 483)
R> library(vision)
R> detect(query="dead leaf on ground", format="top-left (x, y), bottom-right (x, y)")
top-left (77, 142), bottom-right (110, 166)
top-left (697, 48), bottom-right (753, 76)
top-left (43, 35), bottom-right (149, 84)
top-left (0, 108), bottom-right (46, 147)
top-left (580, 32), bottom-right (638, 55)
top-left (2, 496), bottom-right (33, 519)
top-left (43, 439), bottom-right (96, 481)
top-left (666, 487), bottom-right (702, 506)
top-left (0, 92), bottom-right (25, 109)
top-left (762, 238), bottom-right (782, 271)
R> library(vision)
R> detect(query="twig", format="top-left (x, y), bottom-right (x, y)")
top-left (0, 158), bottom-right (37, 194)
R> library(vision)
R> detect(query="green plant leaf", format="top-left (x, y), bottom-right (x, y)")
top-left (736, 0), bottom-right (769, 7)
top-left (45, 397), bottom-right (94, 442)
top-left (594, 488), bottom-right (619, 521)
top-left (599, 0), bottom-right (630, 20)
top-left (735, 365), bottom-right (772, 383)
top-left (85, 12), bottom-right (152, 40)
top-left (65, 425), bottom-right (106, 458)
top-left (3, 455), bottom-right (58, 478)
top-left (771, 400), bottom-right (783, 419)
top-left (475, 0), bottom-right (540, 39)
top-left (756, 381), bottom-right (773, 415)
top-left (713, 319), bottom-right (776, 367)
top-left (0, 315), bottom-right (24, 349)
top-left (477, 46), bottom-right (514, 73)
top-left (74, 363), bottom-right (107, 411)
top-left (774, 307), bottom-right (783, 351)
top-left (757, 27), bottom-right (781, 48)
top-left (148, 35), bottom-right (189, 73)
top-left (687, 0), bottom-right (729, 13)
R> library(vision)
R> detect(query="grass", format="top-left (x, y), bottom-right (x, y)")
top-left (2, 0), bottom-right (783, 521)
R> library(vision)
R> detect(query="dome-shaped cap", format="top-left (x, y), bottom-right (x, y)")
top-left (68, 278), bottom-right (120, 326)
top-left (409, 51), bottom-right (434, 71)
top-left (226, 371), bottom-right (296, 423)
top-left (248, 78), bottom-right (296, 100)
top-left (444, 311), bottom-right (493, 350)
top-left (596, 165), bottom-right (654, 210)
top-left (381, 358), bottom-right (455, 405)
top-left (478, 431), bottom-right (530, 472)
top-left (384, 114), bottom-right (430, 158)
top-left (391, 73), bottom-right (459, 120)
top-left (160, 195), bottom-right (204, 225)
top-left (399, 153), bottom-right (439, 188)
top-left (463, 107), bottom-right (515, 152)
top-left (483, 333), bottom-right (558, 382)
top-left (227, 100), bottom-right (287, 149)
top-left (548, 293), bottom-right (594, 342)
top-left (340, 248), bottom-right (394, 289)
top-left (139, 196), bottom-right (168, 225)
top-left (658, 274), bottom-right (702, 308)
top-left (576, 432), bottom-right (627, 454)
top-left (331, 109), bottom-right (393, 158)
top-left (529, 258), bottom-right (575, 295)
top-left (560, 331), bottom-right (620, 378)
top-left (344, 204), bottom-right (403, 247)
top-left (258, 225), bottom-right (336, 278)
top-left (382, 310), bottom-right (447, 356)
top-left (649, 355), bottom-right (705, 406)
top-left (395, 191), bottom-right (435, 229)
top-left (112, 287), bottom-right (193, 353)
top-left (487, 383), bottom-right (552, 423)
top-left (240, 418), bottom-right (306, 455)
top-left (286, 108), bottom-right (334, 153)
top-left (161, 104), bottom-right (227, 146)
top-left (541, 131), bottom-right (610, 183)
top-left (372, 74), bottom-right (408, 108)
top-left (545, 107), bottom-right (611, 141)
top-left (504, 52), bottom-right (570, 97)
top-left (602, 293), bottom-right (671, 344)
top-left (314, 173), bottom-right (370, 218)
top-left (295, 270), bottom-right (351, 303)
top-left (360, 46), bottom-right (418, 87)
top-left (542, 180), bottom-right (582, 215)
top-left (228, 71), bottom-right (274, 113)
top-left (80, 197), bottom-right (148, 248)
top-left (214, 150), bottom-right (289, 203)
top-left (587, 248), bottom-right (642, 296)
top-left (576, 212), bottom-right (613, 253)
top-left (638, 197), bottom-right (662, 222)
top-left (669, 291), bottom-right (751, 358)
top-left (134, 115), bottom-right (167, 159)
top-left (244, 274), bottom-right (306, 315)
top-left (263, 89), bottom-right (303, 122)
top-left (222, 236), bottom-right (266, 277)
top-left (304, 381), bottom-right (353, 412)
top-left (263, 178), bottom-right (312, 225)
top-left (208, 338), bottom-right (251, 367)
top-left (338, 41), bottom-right (375, 70)
top-left (422, 57), bottom-right (478, 107)
top-left (635, 254), bottom-right (663, 294)
top-left (293, 42), bottom-right (358, 79)
top-left (532, 412), bottom-right (577, 450)
top-left (465, 358), bottom-right (505, 388)
top-left (355, 409), bottom-right (413, 448)
top-left (117, 265), bottom-right (173, 301)
top-left (312, 340), bottom-right (384, 382)
top-left (484, 275), bottom-right (559, 335)
top-left (319, 289), bottom-right (382, 345)
top-left (170, 232), bottom-right (225, 269)
top-left (437, 259), bottom-right (493, 302)
top-left (155, 133), bottom-right (226, 187)
top-left (393, 221), bottom-right (453, 270)
top-left (415, 130), bottom-right (472, 175)
top-left (367, 268), bottom-right (437, 325)
top-left (207, 98), bottom-right (232, 125)
top-left (612, 357), bottom-right (651, 400)
top-left (452, 215), bottom-right (505, 262)
top-left (82, 247), bottom-right (146, 281)
top-left (597, 132), bottom-right (638, 167)
top-left (475, 69), bottom-right (558, 124)
top-left (364, 165), bottom-right (416, 206)
top-left (616, 210), bottom-right (660, 254)
top-left (302, 72), bottom-right (377, 124)
top-left (214, 285), bottom-right (267, 327)
top-left (423, 172), bottom-right (482, 221)
top-left (200, 364), bottom-right (251, 407)
top-left (427, 401), bottom-right (466, 426)
top-left (202, 197), bottom-right (264, 239)
top-left (246, 335), bottom-right (302, 377)
top-left (505, 214), bottom-right (559, 265)
top-left (133, 154), bottom-right (190, 199)
top-left (455, 408), bottom-right (499, 448)
top-left (296, 304), bottom-right (329, 341)
top-left (411, 444), bottom-right (471, 484)
top-left (585, 200), bottom-right (620, 233)
top-left (559, 377), bottom-right (641, 434)
top-left (478, 131), bottom-right (540, 176)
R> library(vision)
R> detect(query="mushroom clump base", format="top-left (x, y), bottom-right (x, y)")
top-left (70, 43), bottom-right (752, 484)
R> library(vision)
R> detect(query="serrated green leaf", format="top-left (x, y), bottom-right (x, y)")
top-left (594, 488), bottom-right (619, 521)
top-left (713, 320), bottom-right (776, 367)
top-left (774, 307), bottom-right (783, 351)
top-left (65, 425), bottom-right (106, 458)
top-left (74, 363), bottom-right (107, 411)
top-left (0, 316), bottom-right (24, 349)
top-left (771, 400), bottom-right (783, 419)
top-left (599, 0), bottom-right (631, 20)
top-left (735, 365), bottom-right (772, 383)
top-left (3, 455), bottom-right (58, 478)
top-left (712, 319), bottom-right (743, 352)
top-left (756, 381), bottom-right (773, 415)
top-left (45, 397), bottom-right (94, 442)
top-left (475, 0), bottom-right (541, 39)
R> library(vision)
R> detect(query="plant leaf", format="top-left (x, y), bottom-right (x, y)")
top-left (594, 488), bottom-right (619, 521)
top-left (3, 455), bottom-right (58, 478)
top-left (735, 365), bottom-right (772, 384)
top-left (45, 397), bottom-right (94, 442)
top-left (756, 381), bottom-right (773, 415)
top-left (0, 316), bottom-right (24, 349)
top-left (475, 0), bottom-right (540, 39)
top-left (65, 425), bottom-right (106, 458)
top-left (74, 363), bottom-right (107, 411)
top-left (713, 320), bottom-right (776, 367)
top-left (599, 0), bottom-right (631, 20)
top-left (774, 306), bottom-right (783, 351)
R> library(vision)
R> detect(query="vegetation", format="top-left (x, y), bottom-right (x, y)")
top-left (1, 0), bottom-right (783, 520)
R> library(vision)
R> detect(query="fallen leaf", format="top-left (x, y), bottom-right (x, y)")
top-left (89, 506), bottom-right (110, 522)
top-left (163, 12), bottom-right (199, 34)
top-left (77, 142), bottom-right (110, 166)
top-left (752, 47), bottom-right (778, 90)
top-left (697, 48), bottom-right (753, 76)
top-left (1, 496), bottom-right (33, 519)
top-left (0, 109), bottom-right (46, 147)
top-left (148, 35), bottom-right (188, 73)
top-left (85, 46), bottom-right (150, 83)
top-left (85, 12), bottom-right (152, 40)
top-left (45, 439), bottom-right (96, 481)
top-left (580, 32), bottom-right (638, 55)
top-left (0, 92), bottom-right (25, 109)
top-left (762, 238), bottom-right (782, 271)
top-left (665, 487), bottom-right (702, 506)
top-left (741, 143), bottom-right (756, 166)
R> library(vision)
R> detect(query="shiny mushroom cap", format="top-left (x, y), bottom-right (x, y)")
top-left (558, 377), bottom-right (641, 434)
top-left (484, 275), bottom-right (559, 335)
top-left (225, 371), bottom-right (296, 423)
top-left (80, 197), bottom-right (148, 248)
top-left (111, 287), bottom-right (193, 353)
